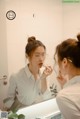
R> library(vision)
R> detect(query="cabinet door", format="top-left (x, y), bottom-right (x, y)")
top-left (0, 0), bottom-right (8, 110)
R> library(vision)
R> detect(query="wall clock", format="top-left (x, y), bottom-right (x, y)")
top-left (6, 10), bottom-right (16, 20)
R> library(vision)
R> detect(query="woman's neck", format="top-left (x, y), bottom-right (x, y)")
top-left (28, 64), bottom-right (39, 79)
top-left (68, 67), bottom-right (80, 80)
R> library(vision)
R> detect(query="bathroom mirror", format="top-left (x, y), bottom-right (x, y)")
top-left (0, 0), bottom-right (80, 110)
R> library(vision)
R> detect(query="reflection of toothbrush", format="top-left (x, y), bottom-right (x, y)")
top-left (42, 64), bottom-right (47, 68)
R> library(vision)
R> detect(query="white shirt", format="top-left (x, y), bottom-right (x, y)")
top-left (56, 75), bottom-right (80, 119)
top-left (4, 65), bottom-right (49, 108)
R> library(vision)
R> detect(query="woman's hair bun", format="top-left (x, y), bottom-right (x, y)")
top-left (28, 36), bottom-right (36, 43)
top-left (77, 33), bottom-right (80, 42)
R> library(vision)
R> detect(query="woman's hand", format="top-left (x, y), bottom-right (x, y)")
top-left (40, 66), bottom-right (53, 93)
top-left (57, 71), bottom-right (67, 88)
top-left (43, 66), bottom-right (53, 77)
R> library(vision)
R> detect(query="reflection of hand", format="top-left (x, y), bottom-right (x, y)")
top-left (40, 66), bottom-right (53, 93)
top-left (57, 72), bottom-right (67, 88)
top-left (43, 66), bottom-right (53, 77)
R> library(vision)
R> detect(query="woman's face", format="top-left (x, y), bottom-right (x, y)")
top-left (55, 54), bottom-right (67, 76)
top-left (29, 46), bottom-right (46, 68)
top-left (58, 57), bottom-right (69, 77)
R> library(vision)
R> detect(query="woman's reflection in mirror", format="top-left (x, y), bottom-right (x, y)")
top-left (3, 36), bottom-right (53, 111)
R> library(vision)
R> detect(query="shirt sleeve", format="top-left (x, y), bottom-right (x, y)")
top-left (56, 93), bottom-right (80, 119)
top-left (38, 75), bottom-right (51, 101)
top-left (3, 74), bottom-right (17, 108)
top-left (39, 74), bottom-right (47, 94)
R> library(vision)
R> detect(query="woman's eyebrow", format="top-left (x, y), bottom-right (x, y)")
top-left (35, 52), bottom-right (45, 54)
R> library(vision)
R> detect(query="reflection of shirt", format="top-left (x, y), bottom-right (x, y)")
top-left (4, 65), bottom-right (47, 108)
top-left (56, 76), bottom-right (80, 119)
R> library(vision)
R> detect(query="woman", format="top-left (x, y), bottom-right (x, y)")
top-left (3, 36), bottom-right (53, 111)
top-left (54, 34), bottom-right (80, 119)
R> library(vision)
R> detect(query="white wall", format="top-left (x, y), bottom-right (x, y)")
top-left (5, 0), bottom-right (63, 76)
top-left (63, 2), bottom-right (80, 39)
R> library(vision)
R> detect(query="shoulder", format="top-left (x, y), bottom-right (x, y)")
top-left (56, 83), bottom-right (80, 104)
top-left (56, 86), bottom-right (72, 103)
top-left (56, 88), bottom-right (73, 111)
top-left (9, 67), bottom-right (25, 82)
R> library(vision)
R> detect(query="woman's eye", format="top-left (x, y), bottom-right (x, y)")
top-left (35, 54), bottom-right (40, 57)
top-left (35, 53), bottom-right (46, 57)
top-left (42, 54), bottom-right (45, 57)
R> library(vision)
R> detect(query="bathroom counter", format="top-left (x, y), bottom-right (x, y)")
top-left (17, 98), bottom-right (61, 119)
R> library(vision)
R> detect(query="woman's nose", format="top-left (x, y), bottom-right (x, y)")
top-left (39, 55), bottom-right (45, 60)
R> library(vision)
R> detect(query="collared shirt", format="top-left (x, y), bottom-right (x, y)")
top-left (4, 65), bottom-right (48, 108)
top-left (56, 75), bottom-right (80, 119)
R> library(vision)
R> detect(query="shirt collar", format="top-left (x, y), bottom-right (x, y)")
top-left (24, 64), bottom-right (32, 79)
top-left (64, 75), bottom-right (80, 88)
top-left (24, 64), bottom-right (41, 79)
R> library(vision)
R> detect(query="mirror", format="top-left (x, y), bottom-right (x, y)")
top-left (0, 0), bottom-right (80, 110)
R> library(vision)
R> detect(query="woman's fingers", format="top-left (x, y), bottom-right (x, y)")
top-left (43, 66), bottom-right (53, 76)
top-left (57, 73), bottom-right (67, 87)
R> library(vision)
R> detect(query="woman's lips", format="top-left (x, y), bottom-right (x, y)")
top-left (39, 63), bottom-right (43, 67)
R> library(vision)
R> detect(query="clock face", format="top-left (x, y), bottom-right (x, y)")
top-left (6, 10), bottom-right (16, 20)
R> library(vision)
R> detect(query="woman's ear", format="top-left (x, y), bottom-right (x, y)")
top-left (25, 53), bottom-right (28, 58)
top-left (62, 58), bottom-right (68, 67)
top-left (25, 54), bottom-right (30, 61)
